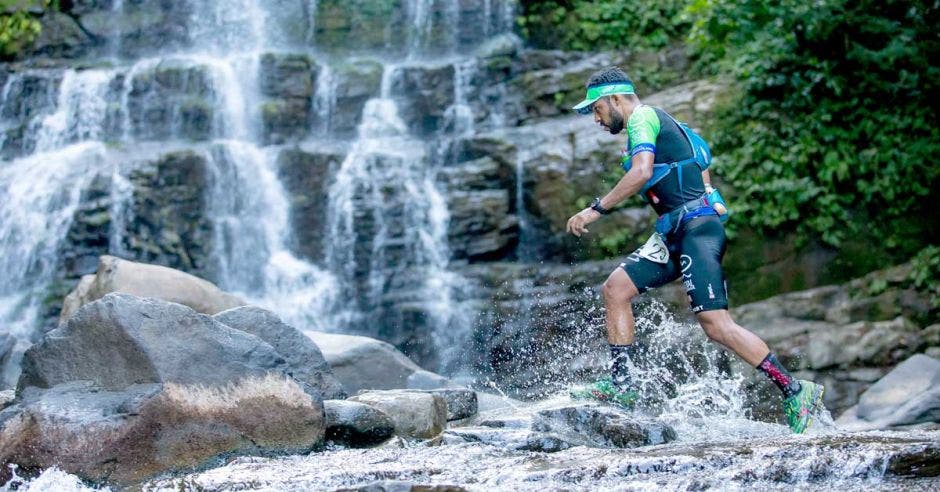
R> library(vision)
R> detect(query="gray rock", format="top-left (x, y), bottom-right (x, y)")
top-left (126, 61), bottom-right (215, 141)
top-left (214, 306), bottom-right (345, 399)
top-left (258, 53), bottom-right (317, 144)
top-left (0, 390), bottom-right (13, 410)
top-left (532, 403), bottom-right (677, 448)
top-left (334, 480), bottom-right (467, 492)
top-left (428, 389), bottom-right (478, 421)
top-left (0, 376), bottom-right (324, 487)
top-left (330, 60), bottom-right (383, 135)
top-left (806, 317), bottom-right (921, 370)
top-left (406, 369), bottom-right (455, 390)
top-left (122, 150), bottom-right (215, 276)
top-left (856, 354), bottom-right (940, 425)
top-left (276, 146), bottom-right (344, 262)
top-left (324, 399), bottom-right (395, 447)
top-left (21, 293), bottom-right (285, 392)
top-left (445, 190), bottom-right (517, 260)
top-left (305, 331), bottom-right (424, 394)
top-left (348, 390), bottom-right (447, 439)
top-left (390, 63), bottom-right (455, 136)
top-left (60, 255), bottom-right (245, 323)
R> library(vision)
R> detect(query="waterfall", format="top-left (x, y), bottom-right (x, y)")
top-left (0, 0), bottom-right (520, 387)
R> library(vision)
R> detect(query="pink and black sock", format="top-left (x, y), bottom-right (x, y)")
top-left (757, 353), bottom-right (801, 398)
top-left (610, 344), bottom-right (637, 391)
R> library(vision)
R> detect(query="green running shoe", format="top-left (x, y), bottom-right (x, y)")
top-left (783, 380), bottom-right (825, 434)
top-left (569, 378), bottom-right (638, 409)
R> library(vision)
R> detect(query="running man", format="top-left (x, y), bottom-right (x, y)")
top-left (566, 67), bottom-right (825, 433)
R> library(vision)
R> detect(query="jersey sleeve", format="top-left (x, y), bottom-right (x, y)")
top-left (625, 105), bottom-right (661, 159)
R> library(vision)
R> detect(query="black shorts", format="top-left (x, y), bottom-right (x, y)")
top-left (621, 215), bottom-right (728, 312)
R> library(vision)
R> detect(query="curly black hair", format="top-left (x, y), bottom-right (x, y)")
top-left (586, 66), bottom-right (633, 88)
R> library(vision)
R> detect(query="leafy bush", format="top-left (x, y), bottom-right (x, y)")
top-left (517, 0), bottom-right (690, 52)
top-left (0, 0), bottom-right (50, 58)
top-left (687, 0), bottom-right (939, 251)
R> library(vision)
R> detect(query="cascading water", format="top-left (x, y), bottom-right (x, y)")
top-left (0, 0), bottom-right (518, 386)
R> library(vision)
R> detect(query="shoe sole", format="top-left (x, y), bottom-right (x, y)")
top-left (800, 384), bottom-right (826, 434)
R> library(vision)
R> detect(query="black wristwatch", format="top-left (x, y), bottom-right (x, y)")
top-left (590, 197), bottom-right (611, 215)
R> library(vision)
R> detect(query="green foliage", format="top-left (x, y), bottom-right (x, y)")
top-left (689, 0), bottom-right (940, 251)
top-left (909, 246), bottom-right (940, 309)
top-left (0, 1), bottom-right (49, 58)
top-left (517, 0), bottom-right (690, 52)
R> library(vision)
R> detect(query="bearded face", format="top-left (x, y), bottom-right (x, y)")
top-left (593, 98), bottom-right (625, 135)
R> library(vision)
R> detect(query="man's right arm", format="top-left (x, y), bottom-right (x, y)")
top-left (596, 152), bottom-right (654, 210)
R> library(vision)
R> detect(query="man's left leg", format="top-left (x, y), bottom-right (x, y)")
top-left (697, 310), bottom-right (825, 433)
top-left (680, 217), bottom-right (824, 433)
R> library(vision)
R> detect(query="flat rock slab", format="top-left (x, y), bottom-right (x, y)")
top-left (324, 400), bottom-right (395, 447)
top-left (348, 390), bottom-right (447, 439)
top-left (532, 403), bottom-right (677, 448)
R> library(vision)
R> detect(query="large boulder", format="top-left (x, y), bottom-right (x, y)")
top-left (59, 256), bottom-right (244, 323)
top-left (305, 331), bottom-right (429, 394)
top-left (837, 354), bottom-right (940, 430)
top-left (348, 390), bottom-right (447, 439)
top-left (428, 389), bottom-right (478, 421)
top-left (214, 306), bottom-right (345, 399)
top-left (324, 399), bottom-right (395, 447)
top-left (0, 376), bottom-right (324, 487)
top-left (25, 293), bottom-right (279, 392)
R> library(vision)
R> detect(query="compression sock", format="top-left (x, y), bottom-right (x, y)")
top-left (609, 344), bottom-right (637, 391)
top-left (757, 352), bottom-right (802, 398)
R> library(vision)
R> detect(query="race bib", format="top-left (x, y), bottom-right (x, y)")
top-left (635, 233), bottom-right (669, 264)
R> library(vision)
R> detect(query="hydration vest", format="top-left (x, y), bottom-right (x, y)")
top-left (622, 111), bottom-right (713, 195)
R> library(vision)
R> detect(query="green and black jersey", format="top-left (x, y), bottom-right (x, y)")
top-left (622, 105), bottom-right (706, 215)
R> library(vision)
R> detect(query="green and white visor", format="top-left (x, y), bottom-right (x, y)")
top-left (572, 82), bottom-right (635, 115)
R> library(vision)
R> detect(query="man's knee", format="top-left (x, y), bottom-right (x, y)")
top-left (697, 309), bottom-right (731, 342)
top-left (603, 268), bottom-right (639, 302)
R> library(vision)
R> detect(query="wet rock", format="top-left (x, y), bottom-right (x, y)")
top-left (837, 354), bottom-right (940, 430)
top-left (445, 190), bottom-right (517, 261)
top-left (329, 60), bottom-right (383, 135)
top-left (390, 63), bottom-right (455, 136)
top-left (324, 399), bottom-right (395, 447)
top-left (335, 481), bottom-right (467, 492)
top-left (126, 61), bottom-right (215, 141)
top-left (68, 0), bottom-right (192, 59)
top-left (22, 293), bottom-right (282, 392)
top-left (59, 256), bottom-right (244, 323)
top-left (260, 53), bottom-right (315, 99)
top-left (214, 306), bottom-right (345, 399)
top-left (61, 174), bottom-right (114, 280)
top-left (29, 11), bottom-right (93, 60)
top-left (0, 334), bottom-right (15, 389)
top-left (122, 149), bottom-right (214, 275)
top-left (428, 389), bottom-right (478, 421)
top-left (0, 389), bottom-right (12, 410)
top-left (306, 331), bottom-right (428, 394)
top-left (311, 0), bottom-right (408, 56)
top-left (531, 403), bottom-right (677, 448)
top-left (0, 71), bottom-right (63, 158)
top-left (348, 390), bottom-right (447, 439)
top-left (276, 146), bottom-right (344, 262)
top-left (259, 53), bottom-right (317, 144)
top-left (0, 375), bottom-right (324, 487)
